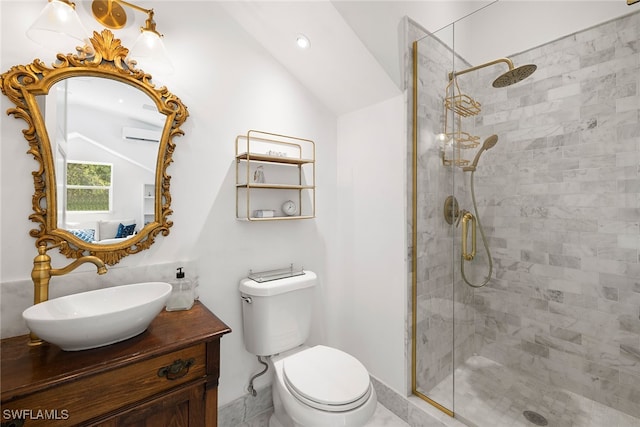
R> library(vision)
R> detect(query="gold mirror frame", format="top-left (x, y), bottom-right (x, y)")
top-left (1, 29), bottom-right (188, 265)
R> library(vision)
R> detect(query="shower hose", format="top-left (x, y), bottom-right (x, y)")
top-left (461, 170), bottom-right (493, 288)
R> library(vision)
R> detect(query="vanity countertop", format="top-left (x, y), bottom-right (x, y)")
top-left (1, 301), bottom-right (231, 403)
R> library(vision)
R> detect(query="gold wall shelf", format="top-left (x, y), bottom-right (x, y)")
top-left (235, 130), bottom-right (315, 221)
top-left (236, 183), bottom-right (315, 190)
top-left (236, 153), bottom-right (314, 165)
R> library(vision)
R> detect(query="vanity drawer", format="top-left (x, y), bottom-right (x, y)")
top-left (2, 343), bottom-right (206, 426)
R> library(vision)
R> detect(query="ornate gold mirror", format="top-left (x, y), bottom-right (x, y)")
top-left (1, 29), bottom-right (188, 265)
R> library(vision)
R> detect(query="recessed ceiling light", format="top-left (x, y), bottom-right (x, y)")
top-left (296, 34), bottom-right (310, 49)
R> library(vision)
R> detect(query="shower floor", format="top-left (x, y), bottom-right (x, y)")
top-left (426, 355), bottom-right (640, 427)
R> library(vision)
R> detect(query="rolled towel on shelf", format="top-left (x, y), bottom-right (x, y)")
top-left (253, 209), bottom-right (276, 218)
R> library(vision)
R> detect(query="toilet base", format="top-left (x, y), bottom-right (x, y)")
top-left (269, 383), bottom-right (295, 427)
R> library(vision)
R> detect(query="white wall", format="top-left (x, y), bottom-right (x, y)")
top-left (0, 0), bottom-right (407, 408)
top-left (334, 94), bottom-right (407, 394)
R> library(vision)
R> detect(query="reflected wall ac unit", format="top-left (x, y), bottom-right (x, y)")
top-left (122, 127), bottom-right (161, 143)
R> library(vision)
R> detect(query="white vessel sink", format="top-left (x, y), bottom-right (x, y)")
top-left (23, 282), bottom-right (172, 351)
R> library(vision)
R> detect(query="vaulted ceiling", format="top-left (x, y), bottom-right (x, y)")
top-left (13, 1), bottom-right (636, 117)
top-left (221, 0), bottom-right (636, 115)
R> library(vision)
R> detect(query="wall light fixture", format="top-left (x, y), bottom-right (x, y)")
top-left (91, 0), bottom-right (173, 73)
top-left (27, 0), bottom-right (173, 74)
top-left (27, 0), bottom-right (90, 52)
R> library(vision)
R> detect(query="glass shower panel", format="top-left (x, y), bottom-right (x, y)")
top-left (414, 9), bottom-right (495, 415)
top-left (413, 22), bottom-right (464, 413)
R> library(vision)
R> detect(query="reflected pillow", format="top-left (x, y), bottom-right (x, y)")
top-left (98, 218), bottom-right (134, 240)
top-left (115, 223), bottom-right (136, 238)
top-left (69, 228), bottom-right (95, 243)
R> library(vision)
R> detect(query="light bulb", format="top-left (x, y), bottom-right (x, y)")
top-left (436, 133), bottom-right (451, 144)
top-left (296, 34), bottom-right (310, 49)
top-left (129, 30), bottom-right (173, 75)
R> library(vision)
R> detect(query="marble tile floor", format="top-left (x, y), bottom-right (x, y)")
top-left (234, 404), bottom-right (413, 427)
top-left (233, 383), bottom-right (640, 427)
top-left (231, 355), bottom-right (640, 427)
top-left (424, 355), bottom-right (640, 427)
top-left (365, 404), bottom-right (411, 427)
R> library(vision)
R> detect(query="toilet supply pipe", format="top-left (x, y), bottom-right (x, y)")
top-left (247, 355), bottom-right (269, 397)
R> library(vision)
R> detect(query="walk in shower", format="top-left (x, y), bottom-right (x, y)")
top-left (410, 4), bottom-right (639, 426)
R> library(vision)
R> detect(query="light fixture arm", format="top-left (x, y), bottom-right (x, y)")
top-left (57, 0), bottom-right (77, 8)
top-left (92, 0), bottom-right (162, 36)
top-left (113, 0), bottom-right (162, 37)
top-left (140, 10), bottom-right (162, 37)
top-left (448, 57), bottom-right (514, 81)
top-left (113, 0), bottom-right (151, 15)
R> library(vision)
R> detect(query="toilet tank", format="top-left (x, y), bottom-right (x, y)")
top-left (240, 270), bottom-right (317, 356)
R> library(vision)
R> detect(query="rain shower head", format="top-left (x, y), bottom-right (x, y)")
top-left (492, 64), bottom-right (537, 88)
top-left (448, 58), bottom-right (536, 88)
top-left (463, 135), bottom-right (498, 172)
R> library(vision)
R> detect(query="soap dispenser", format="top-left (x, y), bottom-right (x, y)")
top-left (166, 267), bottom-right (194, 311)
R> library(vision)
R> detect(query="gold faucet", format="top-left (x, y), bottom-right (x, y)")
top-left (29, 242), bottom-right (108, 345)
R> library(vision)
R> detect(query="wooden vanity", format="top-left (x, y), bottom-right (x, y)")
top-left (1, 301), bottom-right (231, 427)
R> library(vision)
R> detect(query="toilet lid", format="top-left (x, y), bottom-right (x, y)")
top-left (282, 345), bottom-right (371, 412)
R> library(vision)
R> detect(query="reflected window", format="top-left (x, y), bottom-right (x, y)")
top-left (66, 161), bottom-right (113, 212)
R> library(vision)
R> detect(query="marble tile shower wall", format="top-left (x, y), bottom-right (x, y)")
top-left (466, 12), bottom-right (640, 418)
top-left (411, 24), bottom-right (477, 397)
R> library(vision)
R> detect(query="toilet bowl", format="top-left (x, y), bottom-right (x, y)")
top-left (269, 345), bottom-right (377, 427)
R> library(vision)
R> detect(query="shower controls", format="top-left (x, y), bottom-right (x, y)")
top-left (443, 196), bottom-right (460, 225)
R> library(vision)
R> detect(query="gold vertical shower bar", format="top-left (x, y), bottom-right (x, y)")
top-left (461, 211), bottom-right (476, 261)
top-left (411, 40), bottom-right (418, 399)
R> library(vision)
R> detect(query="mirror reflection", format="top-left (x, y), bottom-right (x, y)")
top-left (2, 29), bottom-right (188, 264)
top-left (41, 77), bottom-right (164, 245)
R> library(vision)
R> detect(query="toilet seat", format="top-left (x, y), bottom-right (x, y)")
top-left (281, 345), bottom-right (372, 412)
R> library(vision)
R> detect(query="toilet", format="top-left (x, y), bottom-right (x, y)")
top-left (239, 271), bottom-right (377, 427)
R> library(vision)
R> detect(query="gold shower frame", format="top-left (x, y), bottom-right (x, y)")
top-left (411, 41), bottom-right (455, 417)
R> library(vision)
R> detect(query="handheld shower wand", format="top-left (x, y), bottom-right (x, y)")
top-left (463, 134), bottom-right (498, 172)
top-left (460, 135), bottom-right (498, 288)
